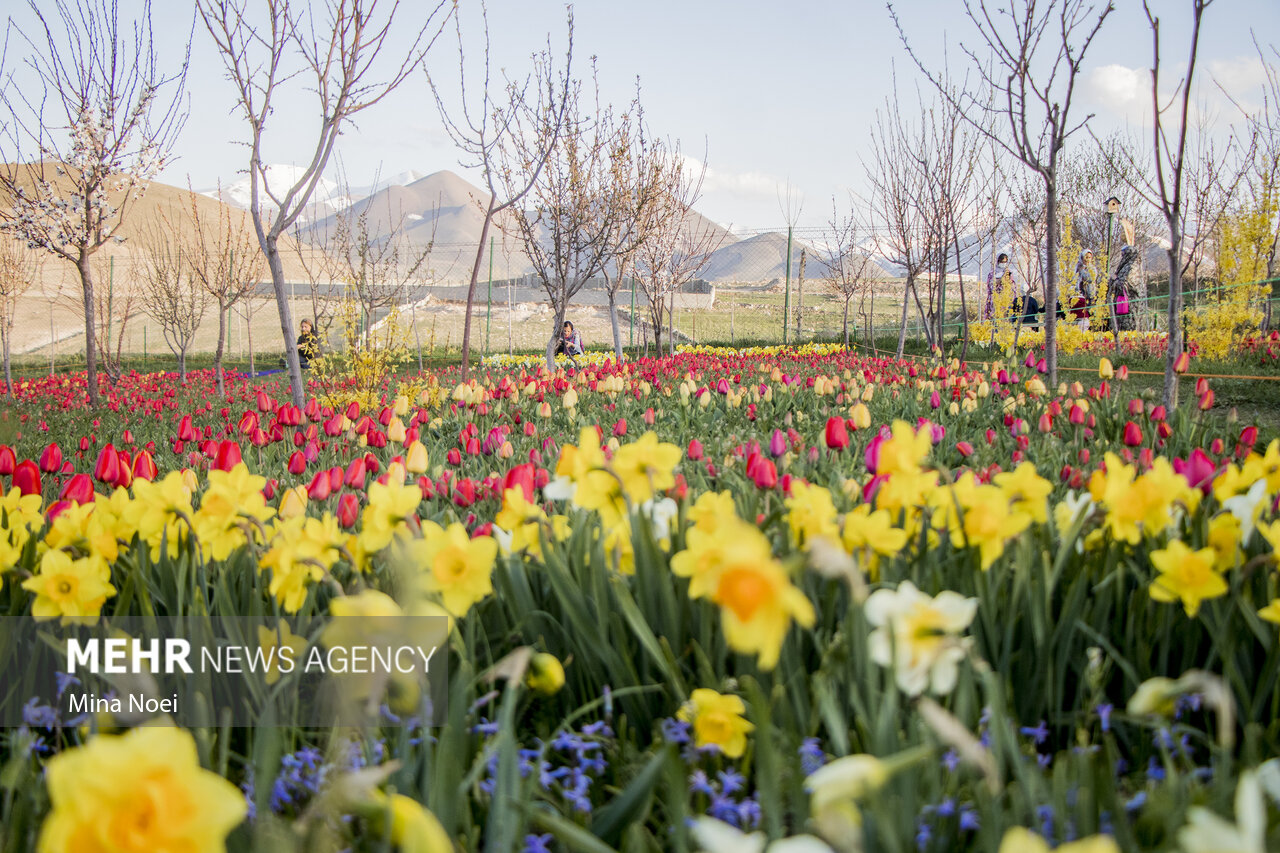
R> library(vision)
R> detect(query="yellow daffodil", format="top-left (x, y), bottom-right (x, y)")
top-left (1148, 540), bottom-right (1226, 618)
top-left (993, 462), bottom-right (1053, 524)
top-left (786, 481), bottom-right (841, 547)
top-left (256, 619), bottom-right (307, 686)
top-left (37, 727), bottom-right (246, 853)
top-left (193, 463), bottom-right (275, 561)
top-left (413, 522), bottom-right (498, 617)
top-left (360, 479), bottom-right (422, 554)
top-left (22, 549), bottom-right (115, 626)
top-left (677, 688), bottom-right (754, 758)
top-left (611, 432), bottom-right (682, 503)
top-left (998, 826), bottom-right (1119, 853)
top-left (711, 539), bottom-right (816, 670)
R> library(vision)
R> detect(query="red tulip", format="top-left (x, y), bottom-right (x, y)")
top-left (751, 457), bottom-right (778, 490)
top-left (121, 429), bottom-right (133, 445)
top-left (79, 436), bottom-right (91, 452)
top-left (1241, 425), bottom-right (1259, 447)
top-left (447, 448), bottom-right (462, 467)
top-left (60, 473), bottom-right (96, 505)
top-left (824, 417), bottom-right (849, 450)
top-left (417, 475), bottom-right (436, 500)
top-left (132, 451), bottom-right (158, 482)
top-left (13, 460), bottom-right (41, 496)
top-left (643, 407), bottom-right (656, 426)
top-left (324, 415), bottom-right (344, 437)
top-left (93, 444), bottom-right (120, 483)
top-left (687, 439), bottom-right (704, 461)
top-left (452, 478), bottom-right (476, 508)
top-left (502, 463), bottom-right (537, 503)
top-left (39, 443), bottom-right (62, 473)
top-left (0, 445), bottom-right (14, 475)
top-left (1173, 351), bottom-right (1190, 373)
top-left (346, 401), bottom-right (361, 421)
top-left (307, 470), bottom-right (332, 501)
top-left (1068, 404), bottom-right (1085, 425)
top-left (177, 415), bottom-right (196, 442)
top-left (1127, 398), bottom-right (1143, 416)
top-left (328, 466), bottom-right (344, 492)
top-left (213, 441), bottom-right (243, 472)
top-left (864, 434), bottom-right (884, 473)
top-left (1198, 390), bottom-right (1215, 410)
top-left (287, 451), bottom-right (306, 475)
top-left (1195, 377), bottom-right (1210, 397)
top-left (1077, 448), bottom-right (1089, 466)
top-left (1122, 421), bottom-right (1143, 447)
top-left (1038, 413), bottom-right (1053, 433)
top-left (336, 493), bottom-right (360, 528)
top-left (955, 441), bottom-right (974, 457)
top-left (345, 457), bottom-right (367, 489)
top-left (113, 453), bottom-right (133, 489)
top-left (613, 418), bottom-right (627, 438)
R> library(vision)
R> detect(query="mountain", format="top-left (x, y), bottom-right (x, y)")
top-left (199, 164), bottom-right (357, 226)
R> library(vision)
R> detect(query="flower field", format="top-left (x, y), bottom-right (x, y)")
top-left (2, 342), bottom-right (1280, 852)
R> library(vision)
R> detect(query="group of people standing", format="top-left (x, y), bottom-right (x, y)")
top-left (983, 243), bottom-right (1138, 333)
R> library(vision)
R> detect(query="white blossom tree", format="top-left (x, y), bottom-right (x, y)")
top-left (0, 0), bottom-right (189, 405)
top-left (0, 235), bottom-right (41, 396)
top-left (198, 0), bottom-right (452, 407)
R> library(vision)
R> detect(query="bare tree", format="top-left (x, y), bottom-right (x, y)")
top-left (1135, 0), bottom-right (1215, 408)
top-left (863, 86), bottom-right (936, 359)
top-left (635, 146), bottom-right (724, 357)
top-left (427, 2), bottom-right (573, 380)
top-left (891, 0), bottom-right (1114, 387)
top-left (501, 70), bottom-right (635, 369)
top-left (0, 0), bottom-right (189, 405)
top-left (138, 208), bottom-right (207, 381)
top-left (822, 197), bottom-right (879, 347)
top-left (598, 102), bottom-right (667, 363)
top-left (777, 181), bottom-right (805, 344)
top-left (184, 184), bottom-right (264, 396)
top-left (198, 0), bottom-right (451, 408)
top-left (325, 183), bottom-right (434, 351)
top-left (289, 222), bottom-right (343, 348)
top-left (0, 235), bottom-right (40, 395)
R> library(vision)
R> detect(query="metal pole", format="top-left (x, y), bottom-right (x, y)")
top-left (783, 226), bottom-right (792, 345)
top-left (485, 235), bottom-right (494, 353)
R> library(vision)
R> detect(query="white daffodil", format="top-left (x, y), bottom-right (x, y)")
top-left (543, 474), bottom-right (576, 502)
top-left (639, 497), bottom-right (679, 542)
top-left (864, 580), bottom-right (978, 696)
top-left (1223, 479), bottom-right (1268, 544)
top-left (1178, 769), bottom-right (1266, 853)
top-left (690, 817), bottom-right (833, 853)
top-left (805, 754), bottom-right (889, 815)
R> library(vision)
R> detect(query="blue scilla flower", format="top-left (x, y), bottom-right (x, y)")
top-left (1146, 756), bottom-right (1166, 783)
top-left (959, 807), bottom-right (980, 832)
top-left (1125, 791), bottom-right (1147, 813)
top-left (717, 768), bottom-right (745, 795)
top-left (1020, 720), bottom-right (1049, 745)
top-left (708, 791), bottom-right (741, 826)
top-left (799, 737), bottom-right (825, 776)
top-left (1096, 703), bottom-right (1114, 733)
top-left (916, 819), bottom-right (932, 851)
top-left (737, 795), bottom-right (761, 830)
top-left (689, 769), bottom-right (716, 797)
top-left (662, 717), bottom-right (691, 745)
top-left (523, 834), bottom-right (553, 853)
top-left (472, 717), bottom-right (500, 736)
top-left (936, 798), bottom-right (957, 818)
top-left (54, 672), bottom-right (79, 700)
top-left (551, 729), bottom-right (582, 752)
top-left (581, 720), bottom-right (613, 738)
top-left (22, 698), bottom-right (58, 729)
top-left (941, 749), bottom-right (961, 772)
top-left (1036, 804), bottom-right (1055, 838)
top-left (563, 770), bottom-right (593, 814)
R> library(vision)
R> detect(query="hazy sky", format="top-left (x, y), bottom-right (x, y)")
top-left (6, 0), bottom-right (1279, 229)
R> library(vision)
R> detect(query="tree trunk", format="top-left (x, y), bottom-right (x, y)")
top-left (608, 292), bottom-right (624, 363)
top-left (76, 253), bottom-right (102, 406)
top-left (178, 348), bottom-right (188, 383)
top-left (1163, 224), bottom-right (1183, 410)
top-left (264, 234), bottom-right (304, 407)
top-left (895, 274), bottom-right (912, 359)
top-left (545, 301), bottom-right (566, 371)
top-left (842, 296), bottom-right (850, 347)
top-left (1043, 170), bottom-right (1059, 389)
top-left (461, 199), bottom-right (497, 382)
top-left (2, 325), bottom-right (11, 398)
top-left (247, 302), bottom-right (256, 376)
top-left (214, 302), bottom-right (227, 397)
top-left (668, 291), bottom-right (675, 356)
top-left (910, 279), bottom-right (935, 351)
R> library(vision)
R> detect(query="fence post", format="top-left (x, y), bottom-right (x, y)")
top-left (783, 226), bottom-right (792, 345)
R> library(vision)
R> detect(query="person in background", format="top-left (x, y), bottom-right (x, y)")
top-left (297, 319), bottom-right (319, 370)
top-left (985, 253), bottom-right (1018, 320)
top-left (555, 320), bottom-right (583, 367)
top-left (1072, 250), bottom-right (1096, 330)
top-left (1110, 221), bottom-right (1139, 332)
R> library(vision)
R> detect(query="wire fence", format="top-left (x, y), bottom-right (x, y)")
top-left (7, 231), bottom-right (1278, 378)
